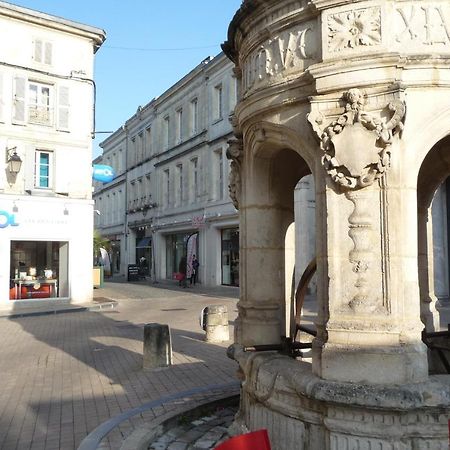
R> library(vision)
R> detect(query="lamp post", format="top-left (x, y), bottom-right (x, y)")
top-left (6, 147), bottom-right (22, 175)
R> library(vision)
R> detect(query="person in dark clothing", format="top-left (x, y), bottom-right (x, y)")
top-left (190, 255), bottom-right (199, 285)
top-left (179, 256), bottom-right (187, 288)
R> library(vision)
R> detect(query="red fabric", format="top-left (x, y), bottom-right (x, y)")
top-left (215, 430), bottom-right (271, 450)
top-left (173, 272), bottom-right (185, 281)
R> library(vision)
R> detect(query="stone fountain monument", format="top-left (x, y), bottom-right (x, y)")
top-left (223, 0), bottom-right (450, 447)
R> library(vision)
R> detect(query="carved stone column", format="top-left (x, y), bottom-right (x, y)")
top-left (309, 88), bottom-right (428, 384)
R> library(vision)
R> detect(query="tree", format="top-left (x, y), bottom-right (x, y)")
top-left (93, 230), bottom-right (110, 266)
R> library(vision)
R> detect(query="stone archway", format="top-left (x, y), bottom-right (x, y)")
top-left (418, 136), bottom-right (450, 334)
top-left (228, 122), bottom-right (314, 346)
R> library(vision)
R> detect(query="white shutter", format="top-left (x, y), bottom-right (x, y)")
top-left (34, 39), bottom-right (42, 62)
top-left (57, 86), bottom-right (69, 131)
top-left (12, 76), bottom-right (26, 124)
top-left (23, 146), bottom-right (35, 191)
top-left (0, 73), bottom-right (4, 123)
top-left (44, 42), bottom-right (52, 65)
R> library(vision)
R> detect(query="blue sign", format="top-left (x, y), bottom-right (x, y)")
top-left (92, 164), bottom-right (116, 183)
top-left (0, 210), bottom-right (19, 228)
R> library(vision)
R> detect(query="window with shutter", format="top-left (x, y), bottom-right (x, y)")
top-left (13, 77), bottom-right (26, 124)
top-left (33, 39), bottom-right (52, 65)
top-left (34, 39), bottom-right (43, 63)
top-left (44, 42), bottom-right (52, 65)
top-left (57, 86), bottom-right (69, 131)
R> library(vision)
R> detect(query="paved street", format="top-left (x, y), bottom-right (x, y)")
top-left (0, 281), bottom-right (239, 450)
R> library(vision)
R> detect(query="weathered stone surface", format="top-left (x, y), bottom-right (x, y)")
top-left (204, 305), bottom-right (229, 343)
top-left (223, 0), bottom-right (450, 447)
top-left (143, 323), bottom-right (172, 369)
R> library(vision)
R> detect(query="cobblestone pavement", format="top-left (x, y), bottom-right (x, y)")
top-left (148, 405), bottom-right (237, 450)
top-left (0, 280), bottom-right (240, 450)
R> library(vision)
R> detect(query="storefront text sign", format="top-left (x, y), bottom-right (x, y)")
top-left (0, 210), bottom-right (19, 228)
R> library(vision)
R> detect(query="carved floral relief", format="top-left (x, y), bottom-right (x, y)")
top-left (328, 7), bottom-right (381, 52)
top-left (308, 88), bottom-right (406, 190)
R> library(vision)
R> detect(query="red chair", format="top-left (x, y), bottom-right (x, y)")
top-left (215, 429), bottom-right (271, 450)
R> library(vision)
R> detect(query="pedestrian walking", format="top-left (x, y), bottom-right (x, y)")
top-left (190, 255), bottom-right (199, 285)
top-left (179, 256), bottom-right (187, 288)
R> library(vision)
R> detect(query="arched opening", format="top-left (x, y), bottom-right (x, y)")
top-left (240, 138), bottom-right (317, 350)
top-left (417, 135), bottom-right (450, 373)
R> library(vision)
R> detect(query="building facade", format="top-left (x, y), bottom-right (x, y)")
top-left (0, 2), bottom-right (105, 309)
top-left (94, 53), bottom-right (240, 287)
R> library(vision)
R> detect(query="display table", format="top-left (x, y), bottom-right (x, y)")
top-left (13, 279), bottom-right (58, 299)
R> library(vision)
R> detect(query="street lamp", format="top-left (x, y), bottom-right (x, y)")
top-left (6, 147), bottom-right (22, 175)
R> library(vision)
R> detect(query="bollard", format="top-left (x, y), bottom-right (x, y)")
top-left (202, 305), bottom-right (229, 343)
top-left (143, 323), bottom-right (172, 370)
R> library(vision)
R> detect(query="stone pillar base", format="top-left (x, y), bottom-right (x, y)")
top-left (318, 342), bottom-right (429, 384)
top-left (232, 348), bottom-right (449, 449)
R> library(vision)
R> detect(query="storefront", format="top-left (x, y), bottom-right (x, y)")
top-left (221, 227), bottom-right (239, 286)
top-left (136, 234), bottom-right (151, 277)
top-left (0, 196), bottom-right (94, 308)
top-left (165, 231), bottom-right (199, 280)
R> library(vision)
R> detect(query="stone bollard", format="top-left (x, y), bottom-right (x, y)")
top-left (143, 323), bottom-right (172, 370)
top-left (202, 305), bottom-right (229, 342)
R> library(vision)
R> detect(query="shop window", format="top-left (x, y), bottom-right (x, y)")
top-left (9, 241), bottom-right (69, 300)
top-left (221, 228), bottom-right (239, 286)
top-left (35, 150), bottom-right (53, 189)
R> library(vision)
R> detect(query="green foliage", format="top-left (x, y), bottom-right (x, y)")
top-left (93, 230), bottom-right (110, 266)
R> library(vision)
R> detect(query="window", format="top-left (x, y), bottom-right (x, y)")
top-left (191, 157), bottom-right (198, 202)
top-left (214, 84), bottom-right (223, 120)
top-left (13, 78), bottom-right (69, 129)
top-left (35, 150), bottom-right (53, 189)
top-left (164, 169), bottom-right (170, 206)
top-left (145, 127), bottom-right (152, 157)
top-left (164, 116), bottom-right (170, 149)
top-left (136, 178), bottom-right (141, 205)
top-left (190, 98), bottom-right (198, 135)
top-left (176, 164), bottom-right (183, 205)
top-left (176, 108), bottom-right (183, 143)
top-left (138, 132), bottom-right (144, 162)
top-left (145, 173), bottom-right (152, 204)
top-left (215, 149), bottom-right (224, 200)
top-left (28, 82), bottom-right (52, 125)
top-left (10, 241), bottom-right (69, 300)
top-left (33, 39), bottom-right (52, 65)
top-left (129, 181), bottom-right (136, 210)
top-left (130, 137), bottom-right (136, 167)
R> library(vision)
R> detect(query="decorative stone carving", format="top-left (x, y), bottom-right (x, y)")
top-left (226, 137), bottom-right (243, 210)
top-left (308, 89), bottom-right (406, 190)
top-left (346, 190), bottom-right (376, 312)
top-left (328, 7), bottom-right (381, 52)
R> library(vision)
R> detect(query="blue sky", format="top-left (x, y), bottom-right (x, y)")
top-left (11, 1), bottom-right (242, 157)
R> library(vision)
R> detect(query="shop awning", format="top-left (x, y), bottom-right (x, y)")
top-left (136, 236), bottom-right (152, 248)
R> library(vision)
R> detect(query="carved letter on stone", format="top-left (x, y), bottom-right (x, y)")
top-left (226, 138), bottom-right (243, 210)
top-left (307, 88), bottom-right (406, 190)
top-left (328, 7), bottom-right (381, 52)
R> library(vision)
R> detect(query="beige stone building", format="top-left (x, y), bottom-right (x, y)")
top-left (223, 0), bottom-right (450, 447)
top-left (94, 53), bottom-right (240, 287)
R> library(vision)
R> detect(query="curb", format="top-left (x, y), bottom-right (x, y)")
top-left (77, 382), bottom-right (240, 450)
top-left (2, 300), bottom-right (118, 319)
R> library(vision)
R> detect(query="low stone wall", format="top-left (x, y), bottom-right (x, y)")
top-left (231, 347), bottom-right (450, 449)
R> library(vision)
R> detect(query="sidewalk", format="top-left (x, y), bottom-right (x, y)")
top-left (0, 281), bottom-right (240, 450)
